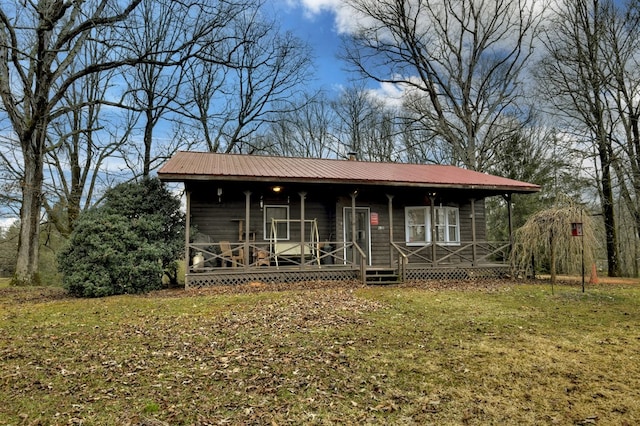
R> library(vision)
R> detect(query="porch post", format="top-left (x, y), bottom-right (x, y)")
top-left (471, 198), bottom-right (477, 266)
top-left (386, 194), bottom-right (394, 267)
top-left (299, 191), bottom-right (306, 269)
top-left (351, 191), bottom-right (358, 264)
top-left (244, 191), bottom-right (251, 266)
top-left (429, 193), bottom-right (437, 266)
top-left (185, 189), bottom-right (191, 277)
top-left (504, 193), bottom-right (514, 247)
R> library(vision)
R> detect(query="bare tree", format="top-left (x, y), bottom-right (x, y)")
top-left (43, 38), bottom-right (135, 236)
top-left (0, 0), bottom-right (149, 285)
top-left (180, 5), bottom-right (314, 154)
top-left (359, 101), bottom-right (401, 162)
top-left (332, 83), bottom-right (402, 161)
top-left (485, 122), bottom-right (586, 242)
top-left (120, 0), bottom-right (243, 176)
top-left (333, 85), bottom-right (371, 158)
top-left (341, 0), bottom-right (542, 171)
top-left (536, 0), bottom-right (622, 276)
top-left (0, 134), bottom-right (21, 218)
top-left (602, 0), bottom-right (640, 274)
top-left (265, 92), bottom-right (338, 158)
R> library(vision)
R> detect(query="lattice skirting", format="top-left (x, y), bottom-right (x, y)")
top-left (405, 266), bottom-right (511, 281)
top-left (186, 268), bottom-right (359, 289)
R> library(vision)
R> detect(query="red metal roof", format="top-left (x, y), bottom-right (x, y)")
top-left (158, 151), bottom-right (540, 193)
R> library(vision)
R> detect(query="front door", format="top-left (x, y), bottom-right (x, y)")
top-left (343, 207), bottom-right (371, 265)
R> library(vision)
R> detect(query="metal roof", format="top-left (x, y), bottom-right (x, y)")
top-left (158, 151), bottom-right (541, 193)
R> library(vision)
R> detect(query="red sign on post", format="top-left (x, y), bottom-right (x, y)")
top-left (571, 222), bottom-right (583, 237)
top-left (370, 212), bottom-right (379, 226)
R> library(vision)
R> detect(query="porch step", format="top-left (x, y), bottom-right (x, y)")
top-left (365, 268), bottom-right (400, 285)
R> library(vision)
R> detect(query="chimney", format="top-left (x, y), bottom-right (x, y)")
top-left (347, 151), bottom-right (358, 161)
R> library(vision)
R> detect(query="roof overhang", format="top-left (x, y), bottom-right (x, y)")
top-left (158, 152), bottom-right (541, 195)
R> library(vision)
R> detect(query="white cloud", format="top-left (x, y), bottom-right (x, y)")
top-left (295, 0), bottom-right (342, 16)
top-left (366, 81), bottom-right (406, 109)
top-left (291, 0), bottom-right (360, 34)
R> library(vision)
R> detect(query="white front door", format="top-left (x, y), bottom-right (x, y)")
top-left (343, 207), bottom-right (371, 265)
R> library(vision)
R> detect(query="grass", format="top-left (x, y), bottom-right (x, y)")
top-left (1, 280), bottom-right (639, 425)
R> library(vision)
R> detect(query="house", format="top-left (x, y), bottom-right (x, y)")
top-left (158, 152), bottom-right (540, 288)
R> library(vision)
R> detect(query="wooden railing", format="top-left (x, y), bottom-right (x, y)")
top-left (187, 240), bottom-right (507, 278)
top-left (186, 241), bottom-right (366, 273)
top-left (390, 242), bottom-right (409, 282)
top-left (390, 241), bottom-right (511, 267)
top-left (351, 242), bottom-right (368, 285)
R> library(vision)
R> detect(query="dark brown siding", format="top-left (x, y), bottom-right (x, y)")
top-left (188, 181), bottom-right (337, 245)
top-left (187, 181), bottom-right (492, 266)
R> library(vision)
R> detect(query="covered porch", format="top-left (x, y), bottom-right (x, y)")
top-left (184, 239), bottom-right (513, 288)
top-left (183, 190), bottom-right (516, 288)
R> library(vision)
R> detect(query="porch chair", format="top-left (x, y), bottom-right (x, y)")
top-left (255, 248), bottom-right (270, 267)
top-left (219, 241), bottom-right (244, 267)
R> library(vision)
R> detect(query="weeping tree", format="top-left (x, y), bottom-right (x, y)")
top-left (511, 198), bottom-right (597, 286)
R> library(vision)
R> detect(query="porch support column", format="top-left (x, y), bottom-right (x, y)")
top-left (299, 192), bottom-right (307, 269)
top-left (244, 191), bottom-right (251, 266)
top-left (504, 193), bottom-right (514, 248)
top-left (386, 194), bottom-right (394, 267)
top-left (471, 198), bottom-right (477, 266)
top-left (429, 193), bottom-right (437, 266)
top-left (185, 189), bottom-right (191, 277)
top-left (351, 191), bottom-right (358, 264)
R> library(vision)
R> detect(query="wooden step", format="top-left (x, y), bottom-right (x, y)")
top-left (364, 268), bottom-right (400, 285)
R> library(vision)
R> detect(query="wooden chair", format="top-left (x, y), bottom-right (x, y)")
top-left (232, 248), bottom-right (244, 266)
top-left (219, 241), bottom-right (244, 267)
top-left (255, 248), bottom-right (270, 267)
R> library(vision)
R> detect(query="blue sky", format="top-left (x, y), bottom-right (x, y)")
top-left (272, 0), bottom-right (407, 105)
top-left (273, 1), bottom-right (351, 92)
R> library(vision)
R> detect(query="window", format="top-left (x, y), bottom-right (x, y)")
top-left (405, 206), bottom-right (460, 245)
top-left (264, 205), bottom-right (289, 240)
top-left (406, 207), bottom-right (429, 244)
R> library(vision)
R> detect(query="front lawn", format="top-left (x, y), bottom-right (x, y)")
top-left (1, 280), bottom-right (639, 424)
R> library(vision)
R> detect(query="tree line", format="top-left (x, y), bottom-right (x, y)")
top-left (1, 0), bottom-right (639, 284)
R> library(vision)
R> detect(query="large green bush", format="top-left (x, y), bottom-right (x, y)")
top-left (59, 178), bottom-right (185, 297)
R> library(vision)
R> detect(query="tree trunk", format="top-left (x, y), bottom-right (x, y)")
top-left (13, 144), bottom-right (44, 286)
top-left (599, 145), bottom-right (621, 277)
top-left (143, 108), bottom-right (154, 177)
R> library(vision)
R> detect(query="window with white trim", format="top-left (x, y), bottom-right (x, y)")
top-left (264, 205), bottom-right (289, 240)
top-left (406, 207), bottom-right (429, 244)
top-left (405, 206), bottom-right (460, 245)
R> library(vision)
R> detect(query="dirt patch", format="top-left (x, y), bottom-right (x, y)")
top-left (0, 285), bottom-right (69, 304)
top-left (535, 274), bottom-right (639, 286)
top-left (152, 279), bottom-right (367, 298)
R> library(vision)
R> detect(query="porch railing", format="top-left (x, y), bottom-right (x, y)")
top-left (186, 240), bottom-right (509, 280)
top-left (186, 241), bottom-right (367, 273)
top-left (390, 240), bottom-right (511, 267)
top-left (390, 242), bottom-right (409, 282)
